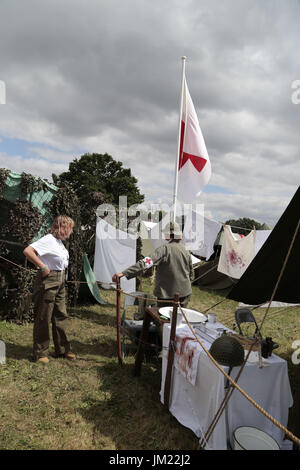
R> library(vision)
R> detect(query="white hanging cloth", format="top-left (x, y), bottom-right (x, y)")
top-left (217, 225), bottom-right (255, 279)
top-left (254, 229), bottom-right (272, 256)
top-left (183, 210), bottom-right (222, 260)
top-left (140, 220), bottom-right (157, 257)
top-left (93, 218), bottom-right (136, 293)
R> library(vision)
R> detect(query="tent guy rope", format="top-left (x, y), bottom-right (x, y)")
top-left (178, 304), bottom-right (300, 447)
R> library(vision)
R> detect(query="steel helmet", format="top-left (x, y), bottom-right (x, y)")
top-left (209, 334), bottom-right (245, 368)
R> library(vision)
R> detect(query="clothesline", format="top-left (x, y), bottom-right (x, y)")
top-left (219, 224), bottom-right (253, 232)
top-left (0, 238), bottom-right (25, 247)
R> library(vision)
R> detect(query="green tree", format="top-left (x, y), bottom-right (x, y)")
top-left (53, 152), bottom-right (143, 204)
top-left (52, 153), bottom-right (144, 261)
top-left (224, 217), bottom-right (270, 236)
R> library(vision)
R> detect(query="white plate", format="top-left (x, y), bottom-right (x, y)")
top-left (159, 307), bottom-right (207, 323)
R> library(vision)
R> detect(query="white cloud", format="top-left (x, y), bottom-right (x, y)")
top-left (0, 0), bottom-right (299, 226)
top-left (27, 146), bottom-right (78, 163)
top-left (0, 152), bottom-right (68, 179)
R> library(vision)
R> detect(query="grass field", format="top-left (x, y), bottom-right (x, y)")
top-left (0, 279), bottom-right (299, 450)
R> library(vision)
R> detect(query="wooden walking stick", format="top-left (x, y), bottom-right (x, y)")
top-left (116, 278), bottom-right (122, 365)
top-left (164, 293), bottom-right (179, 409)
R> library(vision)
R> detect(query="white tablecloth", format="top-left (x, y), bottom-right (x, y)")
top-left (160, 323), bottom-right (293, 450)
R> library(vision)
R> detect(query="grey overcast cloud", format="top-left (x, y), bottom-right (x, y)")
top-left (0, 0), bottom-right (299, 227)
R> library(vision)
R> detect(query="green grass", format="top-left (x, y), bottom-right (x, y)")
top-left (0, 279), bottom-right (299, 450)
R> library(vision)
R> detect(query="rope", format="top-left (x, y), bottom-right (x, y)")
top-left (0, 254), bottom-right (118, 286)
top-left (118, 287), bottom-right (299, 443)
top-left (201, 298), bottom-right (228, 314)
top-left (0, 254), bottom-right (35, 272)
top-left (258, 217), bottom-right (300, 334)
top-left (192, 264), bottom-right (218, 284)
top-left (198, 337), bottom-right (258, 449)
top-left (178, 304), bottom-right (300, 447)
top-left (118, 289), bottom-right (180, 305)
top-left (196, 217), bottom-right (300, 448)
top-left (2, 246), bottom-right (300, 445)
top-left (0, 238), bottom-right (25, 247)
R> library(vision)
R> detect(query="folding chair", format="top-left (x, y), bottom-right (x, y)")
top-left (234, 308), bottom-right (261, 339)
top-left (121, 292), bottom-right (159, 358)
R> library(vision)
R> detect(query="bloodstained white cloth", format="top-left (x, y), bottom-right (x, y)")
top-left (177, 77), bottom-right (211, 203)
top-left (174, 328), bottom-right (201, 386)
top-left (217, 226), bottom-right (255, 279)
top-left (160, 323), bottom-right (293, 450)
top-left (93, 218), bottom-right (136, 293)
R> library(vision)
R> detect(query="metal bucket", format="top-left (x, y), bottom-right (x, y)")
top-left (233, 426), bottom-right (280, 450)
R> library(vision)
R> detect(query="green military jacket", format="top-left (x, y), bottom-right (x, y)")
top-left (122, 241), bottom-right (194, 299)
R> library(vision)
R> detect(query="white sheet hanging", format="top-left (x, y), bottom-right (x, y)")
top-left (217, 225), bottom-right (255, 279)
top-left (254, 229), bottom-right (272, 255)
top-left (93, 218), bottom-right (136, 293)
top-left (183, 210), bottom-right (222, 260)
top-left (147, 213), bottom-right (171, 251)
top-left (140, 220), bottom-right (157, 257)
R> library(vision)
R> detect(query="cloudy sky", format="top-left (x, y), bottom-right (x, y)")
top-left (0, 0), bottom-right (299, 227)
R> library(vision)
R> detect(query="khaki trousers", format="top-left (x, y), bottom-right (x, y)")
top-left (32, 270), bottom-right (71, 359)
top-left (157, 294), bottom-right (191, 310)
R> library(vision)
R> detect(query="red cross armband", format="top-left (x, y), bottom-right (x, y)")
top-left (143, 257), bottom-right (153, 269)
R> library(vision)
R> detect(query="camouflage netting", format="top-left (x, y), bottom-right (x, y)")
top-left (0, 168), bottom-right (83, 322)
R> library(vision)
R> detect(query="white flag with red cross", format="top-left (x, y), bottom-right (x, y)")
top-left (177, 77), bottom-right (211, 203)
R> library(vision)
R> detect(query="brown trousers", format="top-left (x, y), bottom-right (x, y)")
top-left (32, 270), bottom-right (71, 359)
top-left (157, 294), bottom-right (191, 310)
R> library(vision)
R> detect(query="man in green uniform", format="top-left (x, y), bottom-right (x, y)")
top-left (112, 222), bottom-right (194, 307)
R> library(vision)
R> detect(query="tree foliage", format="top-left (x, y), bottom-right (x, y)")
top-left (52, 153), bottom-right (144, 262)
top-left (52, 153), bottom-right (144, 222)
top-left (0, 168), bottom-right (10, 200)
top-left (46, 186), bottom-right (83, 307)
top-left (0, 172), bottom-right (48, 322)
top-left (0, 171), bottom-right (84, 321)
top-left (224, 217), bottom-right (269, 236)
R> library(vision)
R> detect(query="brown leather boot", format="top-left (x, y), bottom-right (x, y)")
top-left (37, 357), bottom-right (49, 364)
top-left (64, 352), bottom-right (76, 360)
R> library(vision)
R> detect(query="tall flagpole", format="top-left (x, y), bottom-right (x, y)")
top-left (172, 56), bottom-right (186, 223)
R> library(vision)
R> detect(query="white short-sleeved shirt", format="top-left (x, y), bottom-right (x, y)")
top-left (30, 234), bottom-right (69, 271)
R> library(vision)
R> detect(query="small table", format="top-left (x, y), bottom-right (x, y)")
top-left (160, 322), bottom-right (294, 449)
top-left (134, 307), bottom-right (169, 377)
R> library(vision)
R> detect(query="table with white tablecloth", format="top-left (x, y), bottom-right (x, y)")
top-left (160, 322), bottom-right (293, 450)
